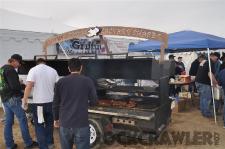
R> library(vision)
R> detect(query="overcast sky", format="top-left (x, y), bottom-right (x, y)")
top-left (1, 0), bottom-right (225, 37)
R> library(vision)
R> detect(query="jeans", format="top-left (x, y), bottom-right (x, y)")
top-left (31, 102), bottom-right (54, 149)
top-left (189, 82), bottom-right (197, 93)
top-left (3, 96), bottom-right (33, 148)
top-left (195, 82), bottom-right (213, 117)
top-left (59, 126), bottom-right (90, 149)
top-left (169, 84), bottom-right (176, 96)
top-left (215, 100), bottom-right (220, 113)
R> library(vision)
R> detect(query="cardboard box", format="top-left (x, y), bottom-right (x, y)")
top-left (173, 98), bottom-right (192, 113)
top-left (192, 94), bottom-right (200, 108)
top-left (179, 92), bottom-right (192, 99)
top-left (179, 75), bottom-right (191, 83)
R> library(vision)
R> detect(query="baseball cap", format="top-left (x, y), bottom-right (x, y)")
top-left (11, 54), bottom-right (23, 64)
top-left (169, 54), bottom-right (175, 59)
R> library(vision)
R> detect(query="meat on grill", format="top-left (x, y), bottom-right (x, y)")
top-left (97, 100), bottom-right (112, 107)
top-left (97, 99), bottom-right (136, 108)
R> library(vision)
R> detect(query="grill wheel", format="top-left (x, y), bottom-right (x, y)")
top-left (89, 119), bottom-right (104, 149)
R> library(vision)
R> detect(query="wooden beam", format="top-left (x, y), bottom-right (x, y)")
top-left (43, 26), bottom-right (168, 61)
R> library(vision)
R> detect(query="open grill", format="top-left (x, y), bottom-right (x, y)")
top-left (20, 57), bottom-right (173, 137)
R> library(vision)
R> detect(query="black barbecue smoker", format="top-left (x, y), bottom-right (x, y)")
top-left (20, 26), bottom-right (172, 148)
top-left (19, 56), bottom-right (174, 148)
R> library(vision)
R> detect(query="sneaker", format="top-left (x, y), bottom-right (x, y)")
top-left (48, 144), bottom-right (55, 149)
top-left (9, 143), bottom-right (18, 149)
top-left (1, 117), bottom-right (5, 123)
top-left (223, 126), bottom-right (225, 129)
top-left (24, 141), bottom-right (39, 149)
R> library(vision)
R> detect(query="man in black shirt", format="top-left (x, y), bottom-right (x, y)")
top-left (189, 54), bottom-right (206, 76)
top-left (195, 53), bottom-right (219, 117)
top-left (189, 54), bottom-right (206, 92)
top-left (53, 58), bottom-right (97, 149)
top-left (0, 54), bottom-right (38, 149)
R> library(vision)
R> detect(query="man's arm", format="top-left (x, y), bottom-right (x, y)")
top-left (88, 79), bottom-right (98, 106)
top-left (208, 72), bottom-right (218, 86)
top-left (21, 69), bottom-right (35, 109)
top-left (53, 81), bottom-right (61, 127)
top-left (208, 61), bottom-right (218, 86)
top-left (22, 81), bottom-right (34, 110)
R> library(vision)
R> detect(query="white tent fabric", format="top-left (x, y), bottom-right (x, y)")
top-left (0, 9), bottom-right (74, 33)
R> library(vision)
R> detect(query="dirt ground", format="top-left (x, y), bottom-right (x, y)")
top-left (0, 106), bottom-right (225, 149)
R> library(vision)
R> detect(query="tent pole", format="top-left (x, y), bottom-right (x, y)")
top-left (59, 43), bottom-right (70, 59)
top-left (207, 48), bottom-right (217, 124)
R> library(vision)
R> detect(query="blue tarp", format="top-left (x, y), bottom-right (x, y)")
top-left (128, 30), bottom-right (225, 52)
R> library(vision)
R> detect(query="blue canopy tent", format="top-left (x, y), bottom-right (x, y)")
top-left (128, 30), bottom-right (225, 52)
top-left (129, 30), bottom-right (225, 124)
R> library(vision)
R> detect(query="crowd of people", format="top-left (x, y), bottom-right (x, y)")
top-left (195, 52), bottom-right (225, 124)
top-left (169, 52), bottom-right (225, 127)
top-left (0, 54), bottom-right (97, 149)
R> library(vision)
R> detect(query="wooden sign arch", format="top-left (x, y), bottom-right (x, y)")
top-left (43, 26), bottom-right (168, 61)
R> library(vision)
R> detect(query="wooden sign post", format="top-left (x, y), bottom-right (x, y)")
top-left (43, 26), bottom-right (168, 62)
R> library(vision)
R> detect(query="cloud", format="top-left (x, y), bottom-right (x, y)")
top-left (1, 0), bottom-right (225, 37)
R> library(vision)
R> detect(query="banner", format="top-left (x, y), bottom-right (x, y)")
top-left (56, 38), bottom-right (107, 55)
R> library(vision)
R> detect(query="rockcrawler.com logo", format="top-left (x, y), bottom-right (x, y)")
top-left (104, 131), bottom-right (220, 146)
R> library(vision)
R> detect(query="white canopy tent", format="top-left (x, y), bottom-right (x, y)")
top-left (0, 9), bottom-right (74, 33)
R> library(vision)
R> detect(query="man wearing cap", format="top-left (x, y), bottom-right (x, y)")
top-left (177, 56), bottom-right (185, 74)
top-left (169, 54), bottom-right (183, 75)
top-left (0, 54), bottom-right (38, 149)
top-left (195, 53), bottom-right (219, 117)
top-left (168, 54), bottom-right (183, 94)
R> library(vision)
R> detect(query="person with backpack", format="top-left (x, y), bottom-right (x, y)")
top-left (0, 54), bottom-right (38, 149)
